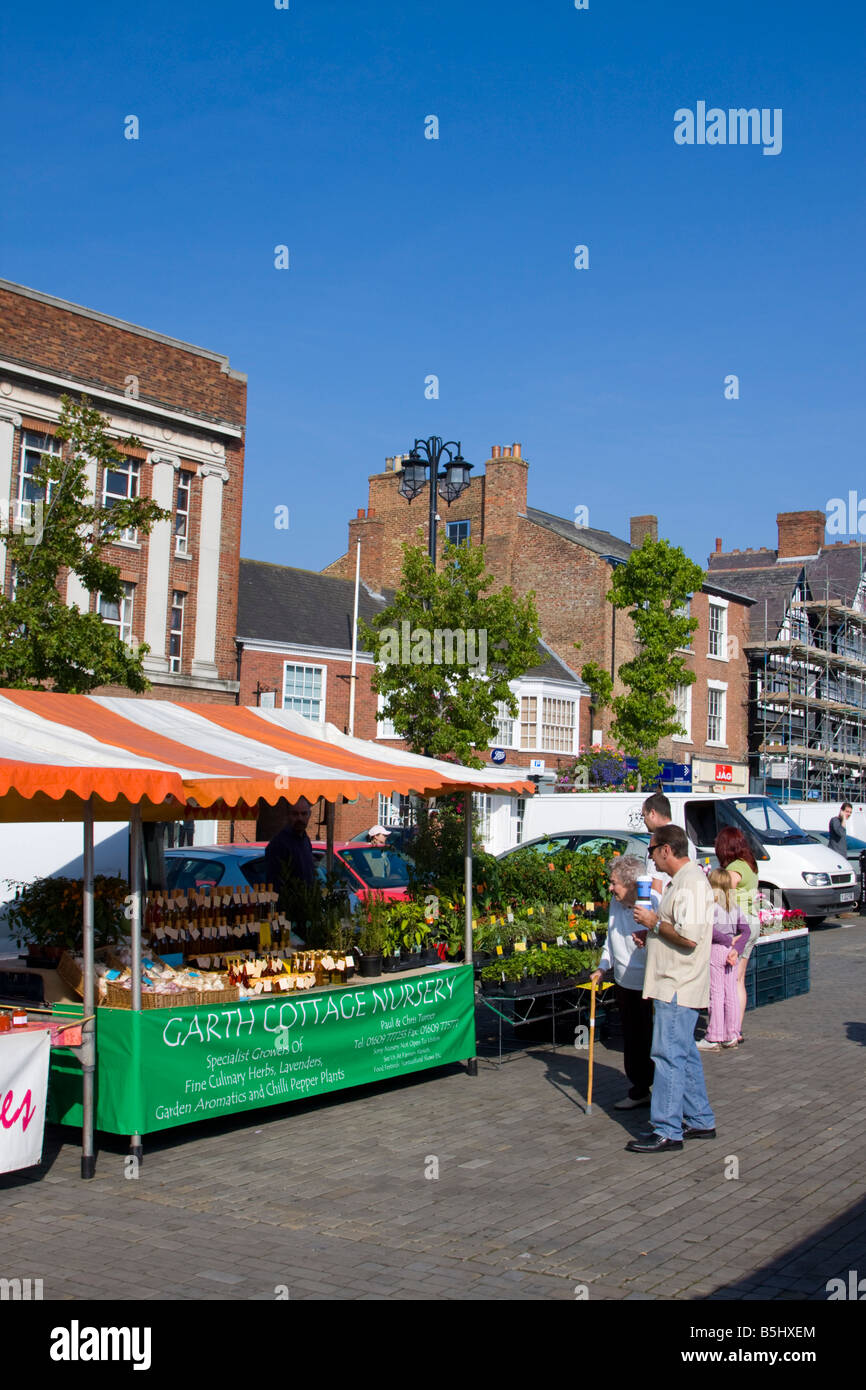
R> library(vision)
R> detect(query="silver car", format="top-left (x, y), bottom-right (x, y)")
top-left (497, 830), bottom-right (652, 861)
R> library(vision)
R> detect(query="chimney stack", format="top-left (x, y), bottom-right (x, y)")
top-left (630, 515), bottom-right (658, 548)
top-left (777, 511), bottom-right (825, 560)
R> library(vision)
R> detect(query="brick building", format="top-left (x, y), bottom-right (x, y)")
top-left (323, 444), bottom-right (754, 793)
top-left (236, 558), bottom-right (587, 852)
top-left (708, 511), bottom-right (866, 799)
top-left (0, 279), bottom-right (245, 702)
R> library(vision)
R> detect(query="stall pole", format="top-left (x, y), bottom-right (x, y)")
top-left (129, 805), bottom-right (144, 1165)
top-left (464, 789), bottom-right (477, 1076)
top-left (325, 799), bottom-right (335, 878)
top-left (80, 797), bottom-right (96, 1179)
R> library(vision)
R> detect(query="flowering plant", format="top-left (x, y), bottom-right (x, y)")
top-left (758, 907), bottom-right (808, 935)
top-left (555, 745), bottom-right (642, 793)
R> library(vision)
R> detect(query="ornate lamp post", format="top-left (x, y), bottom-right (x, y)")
top-left (397, 437), bottom-right (472, 566)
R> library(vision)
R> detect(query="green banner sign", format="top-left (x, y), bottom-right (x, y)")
top-left (49, 965), bottom-right (476, 1135)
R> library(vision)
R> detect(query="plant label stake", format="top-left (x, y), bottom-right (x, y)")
top-left (586, 979), bottom-right (597, 1114)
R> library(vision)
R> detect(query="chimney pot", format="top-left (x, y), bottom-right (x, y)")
top-left (491, 445), bottom-right (501, 459)
top-left (512, 443), bottom-right (522, 458)
top-left (776, 510), bottom-right (826, 559)
top-left (503, 446), bottom-right (513, 457)
top-left (356, 508), bottom-right (365, 519)
top-left (715, 538), bottom-right (722, 553)
top-left (367, 507), bottom-right (375, 518)
top-left (630, 514), bottom-right (658, 548)
top-left (385, 457), bottom-right (394, 470)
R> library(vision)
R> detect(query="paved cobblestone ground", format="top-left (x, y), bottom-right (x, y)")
top-left (2, 919), bottom-right (865, 1301)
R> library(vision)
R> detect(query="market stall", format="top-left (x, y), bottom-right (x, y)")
top-left (0, 691), bottom-right (533, 1175)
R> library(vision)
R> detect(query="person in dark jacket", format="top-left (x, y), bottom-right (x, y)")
top-left (828, 803), bottom-right (852, 857)
top-left (264, 797), bottom-right (316, 908)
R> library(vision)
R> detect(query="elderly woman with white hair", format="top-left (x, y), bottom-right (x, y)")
top-left (590, 854), bottom-right (660, 1111)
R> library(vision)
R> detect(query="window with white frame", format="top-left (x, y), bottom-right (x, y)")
top-left (520, 695), bottom-right (538, 749)
top-left (283, 662), bottom-right (325, 720)
top-left (707, 601), bottom-right (728, 659)
top-left (377, 793), bottom-right (415, 828)
top-left (98, 582), bottom-right (135, 645)
top-left (175, 471), bottom-right (192, 554)
top-left (473, 793), bottom-right (492, 843)
top-left (541, 697), bottom-right (575, 753)
top-left (675, 598), bottom-right (693, 651)
top-left (707, 684), bottom-right (727, 745)
top-left (494, 699), bottom-right (515, 747)
top-left (103, 456), bottom-right (140, 543)
top-left (376, 688), bottom-right (397, 738)
top-left (18, 430), bottom-right (62, 511)
top-left (672, 683), bottom-right (692, 742)
top-left (169, 591), bottom-right (185, 673)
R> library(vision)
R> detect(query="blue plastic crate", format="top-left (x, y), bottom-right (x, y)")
top-left (785, 978), bottom-right (810, 999)
top-left (745, 971), bottom-right (757, 1012)
top-left (755, 943), bottom-right (785, 972)
top-left (783, 937), bottom-right (810, 965)
top-left (785, 960), bottom-right (810, 983)
top-left (756, 982), bottom-right (785, 1007)
top-left (757, 964), bottom-right (784, 989)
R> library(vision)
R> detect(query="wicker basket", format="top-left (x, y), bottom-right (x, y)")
top-left (192, 986), bottom-right (240, 1007)
top-left (104, 983), bottom-right (198, 1010)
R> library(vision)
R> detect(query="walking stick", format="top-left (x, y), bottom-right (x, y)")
top-left (586, 978), bottom-right (597, 1114)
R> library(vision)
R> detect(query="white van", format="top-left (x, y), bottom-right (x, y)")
top-left (522, 792), bottom-right (858, 924)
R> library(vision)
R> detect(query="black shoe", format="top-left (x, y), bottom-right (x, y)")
top-left (682, 1125), bottom-right (717, 1140)
top-left (626, 1133), bottom-right (683, 1153)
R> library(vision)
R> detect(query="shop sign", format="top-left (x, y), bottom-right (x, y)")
top-left (715, 764), bottom-right (734, 783)
top-left (0, 1030), bottom-right (50, 1174)
top-left (50, 966), bottom-right (476, 1136)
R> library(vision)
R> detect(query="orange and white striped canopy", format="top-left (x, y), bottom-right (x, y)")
top-left (0, 691), bottom-right (535, 821)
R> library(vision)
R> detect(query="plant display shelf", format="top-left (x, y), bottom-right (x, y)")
top-left (477, 980), bottom-right (603, 1067)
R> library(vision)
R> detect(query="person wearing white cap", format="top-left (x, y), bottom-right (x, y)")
top-left (363, 825), bottom-right (392, 880)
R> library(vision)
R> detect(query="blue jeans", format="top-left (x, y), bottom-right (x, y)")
top-left (649, 995), bottom-right (715, 1140)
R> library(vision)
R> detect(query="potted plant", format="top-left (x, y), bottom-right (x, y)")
top-left (6, 873), bottom-right (129, 966)
top-left (357, 893), bottom-right (387, 977)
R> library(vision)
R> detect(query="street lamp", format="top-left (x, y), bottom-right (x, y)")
top-left (397, 437), bottom-right (472, 566)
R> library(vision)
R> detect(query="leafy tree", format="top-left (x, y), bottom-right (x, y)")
top-left (606, 537), bottom-right (704, 785)
top-left (359, 537), bottom-right (541, 767)
top-left (0, 396), bottom-right (170, 692)
top-left (580, 660), bottom-right (613, 724)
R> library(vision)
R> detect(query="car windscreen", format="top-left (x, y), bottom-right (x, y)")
top-left (729, 798), bottom-right (815, 846)
top-left (165, 856), bottom-right (227, 890)
top-left (241, 857), bottom-right (268, 886)
top-left (572, 835), bottom-right (633, 854)
top-left (337, 847), bottom-right (412, 890)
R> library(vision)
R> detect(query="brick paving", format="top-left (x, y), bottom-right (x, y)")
top-left (1, 919), bottom-right (865, 1301)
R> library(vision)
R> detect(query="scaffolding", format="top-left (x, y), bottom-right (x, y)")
top-left (747, 582), bottom-right (866, 801)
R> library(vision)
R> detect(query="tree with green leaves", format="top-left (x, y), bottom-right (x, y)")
top-left (580, 660), bottom-right (613, 726)
top-left (0, 395), bottom-right (170, 692)
top-left (606, 537), bottom-right (704, 786)
top-left (359, 537), bottom-right (541, 767)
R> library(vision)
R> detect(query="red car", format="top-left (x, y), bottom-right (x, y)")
top-left (311, 842), bottom-right (412, 903)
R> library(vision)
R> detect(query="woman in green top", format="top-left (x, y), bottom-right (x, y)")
top-left (715, 828), bottom-right (760, 1042)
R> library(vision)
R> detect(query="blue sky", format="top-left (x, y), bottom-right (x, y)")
top-left (3, 0), bottom-right (864, 574)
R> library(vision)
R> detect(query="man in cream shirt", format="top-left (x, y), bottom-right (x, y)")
top-left (627, 823), bottom-right (716, 1153)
